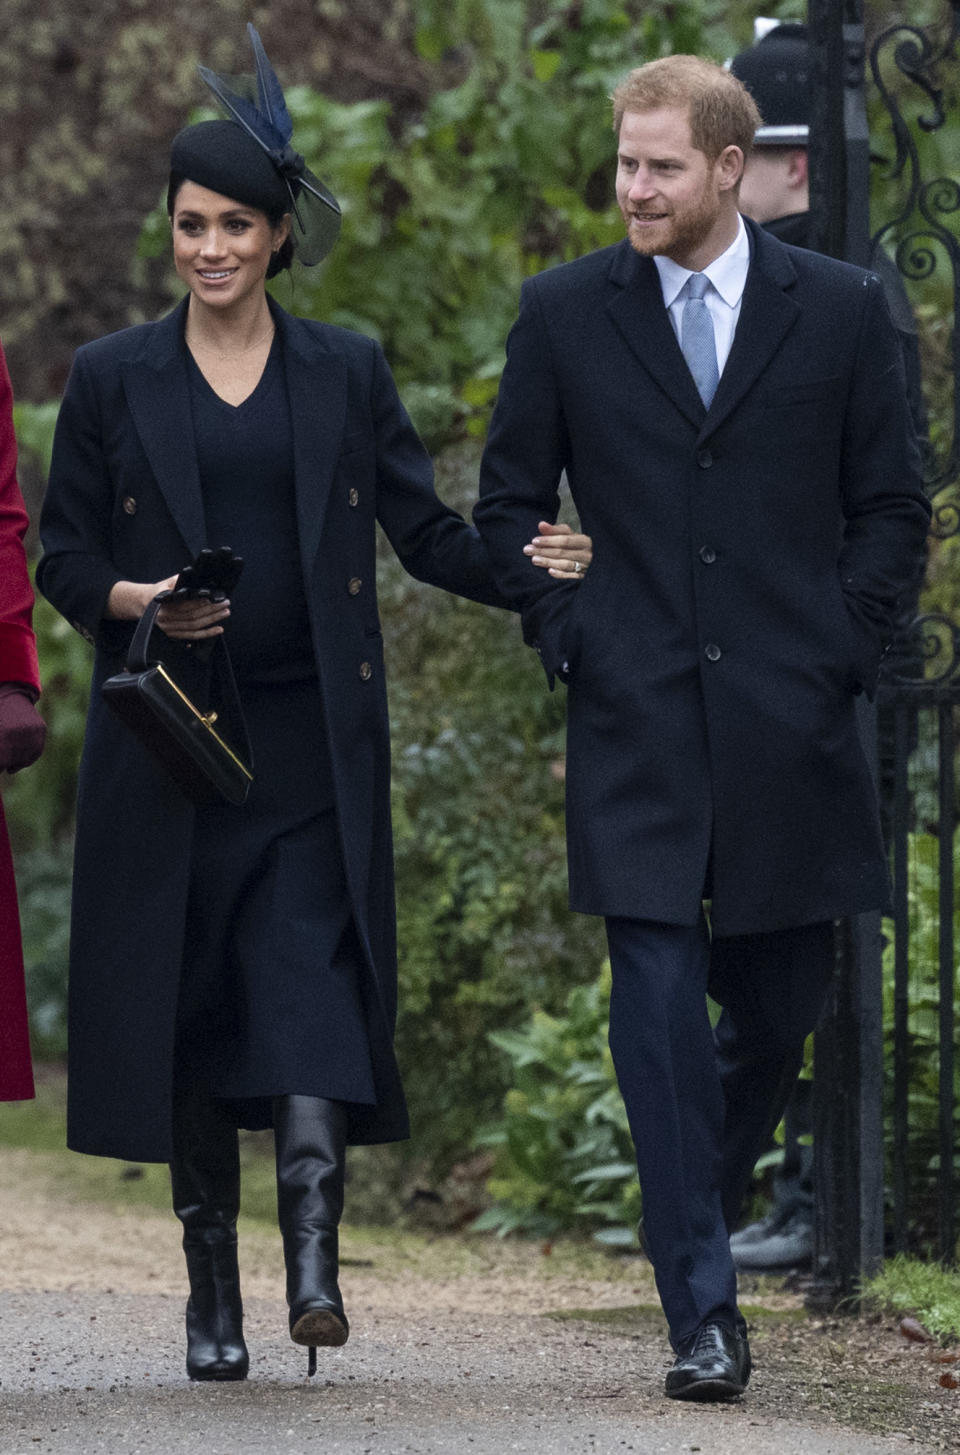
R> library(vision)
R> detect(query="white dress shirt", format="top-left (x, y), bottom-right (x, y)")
top-left (653, 214), bottom-right (751, 377)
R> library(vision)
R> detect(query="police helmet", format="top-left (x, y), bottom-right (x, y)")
top-left (729, 22), bottom-right (810, 147)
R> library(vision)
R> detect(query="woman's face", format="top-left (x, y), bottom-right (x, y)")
top-left (171, 180), bottom-right (290, 311)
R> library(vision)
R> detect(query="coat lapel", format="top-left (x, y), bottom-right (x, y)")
top-left (701, 220), bottom-right (800, 441)
top-left (119, 297), bottom-right (348, 571)
top-left (604, 223), bottom-right (802, 440)
top-left (605, 242), bottom-right (706, 429)
top-left (120, 298), bottom-right (206, 556)
top-left (272, 303), bottom-right (348, 576)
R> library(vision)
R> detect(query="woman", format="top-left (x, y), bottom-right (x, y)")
top-left (38, 28), bottom-right (590, 1382)
top-left (0, 341), bottom-right (46, 1106)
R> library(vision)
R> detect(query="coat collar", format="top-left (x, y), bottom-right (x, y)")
top-left (605, 216), bottom-right (801, 439)
top-left (119, 295), bottom-right (348, 572)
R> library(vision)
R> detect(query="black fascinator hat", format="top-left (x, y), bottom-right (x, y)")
top-left (169, 23), bottom-right (341, 266)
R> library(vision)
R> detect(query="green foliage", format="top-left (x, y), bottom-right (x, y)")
top-left (5, 590), bottom-right (89, 853)
top-left (11, 401), bottom-right (59, 479)
top-left (384, 442), bottom-right (605, 1166)
top-left (471, 964), bottom-right (641, 1243)
top-left (862, 1254), bottom-right (960, 1345)
top-left (5, 589), bottom-right (89, 1059)
top-left (881, 831), bottom-right (960, 1253)
top-left (16, 842), bottom-right (74, 1057)
top-left (476, 826), bottom-right (959, 1247)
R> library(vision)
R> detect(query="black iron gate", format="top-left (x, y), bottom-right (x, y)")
top-left (807, 0), bottom-right (960, 1299)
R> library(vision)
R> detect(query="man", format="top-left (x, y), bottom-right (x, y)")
top-left (474, 55), bottom-right (929, 1400)
top-left (726, 21), bottom-right (927, 1274)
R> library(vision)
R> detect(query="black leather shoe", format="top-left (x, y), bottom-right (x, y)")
top-left (665, 1321), bottom-right (750, 1401)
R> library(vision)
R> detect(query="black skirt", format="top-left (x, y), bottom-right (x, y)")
top-left (175, 675), bottom-right (376, 1123)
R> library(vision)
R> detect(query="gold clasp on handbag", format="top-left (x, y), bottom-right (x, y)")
top-left (201, 710), bottom-right (219, 726)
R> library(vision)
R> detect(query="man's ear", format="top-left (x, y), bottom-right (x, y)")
top-left (716, 144), bottom-right (745, 193)
top-left (787, 148), bottom-right (809, 191)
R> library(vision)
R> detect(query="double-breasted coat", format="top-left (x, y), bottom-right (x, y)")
top-left (0, 343), bottom-right (41, 1102)
top-left (474, 219), bottom-right (930, 936)
top-left (38, 298), bottom-right (504, 1163)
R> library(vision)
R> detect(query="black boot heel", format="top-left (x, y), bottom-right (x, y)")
top-left (274, 1096), bottom-right (349, 1375)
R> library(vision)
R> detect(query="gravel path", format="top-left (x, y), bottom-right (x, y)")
top-left (0, 1149), bottom-right (956, 1455)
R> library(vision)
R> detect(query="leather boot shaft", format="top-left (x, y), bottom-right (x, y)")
top-left (274, 1095), bottom-right (349, 1347)
top-left (171, 1090), bottom-right (248, 1381)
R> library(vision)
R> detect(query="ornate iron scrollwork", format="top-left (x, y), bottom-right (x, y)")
top-left (871, 2), bottom-right (960, 687)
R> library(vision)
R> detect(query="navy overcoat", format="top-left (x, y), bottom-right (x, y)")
top-left (38, 297), bottom-right (504, 1163)
top-left (474, 219), bottom-right (930, 936)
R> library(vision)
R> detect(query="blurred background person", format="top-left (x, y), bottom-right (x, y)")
top-left (0, 339), bottom-right (47, 1106)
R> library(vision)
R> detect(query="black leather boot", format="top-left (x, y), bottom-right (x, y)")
top-left (274, 1095), bottom-right (349, 1375)
top-left (170, 1090), bottom-right (249, 1382)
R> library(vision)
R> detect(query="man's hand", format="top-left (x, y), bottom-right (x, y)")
top-left (0, 685), bottom-right (46, 772)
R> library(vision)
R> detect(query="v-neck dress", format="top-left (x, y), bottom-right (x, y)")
top-left (174, 338), bottom-right (376, 1120)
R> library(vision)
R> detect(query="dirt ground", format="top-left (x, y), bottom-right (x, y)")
top-left (0, 1147), bottom-right (957, 1455)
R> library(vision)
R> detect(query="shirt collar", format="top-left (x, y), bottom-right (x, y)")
top-left (654, 213), bottom-right (750, 309)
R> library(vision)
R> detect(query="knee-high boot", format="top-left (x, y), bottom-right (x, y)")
top-left (170, 1090), bottom-right (249, 1381)
top-left (274, 1095), bottom-right (349, 1375)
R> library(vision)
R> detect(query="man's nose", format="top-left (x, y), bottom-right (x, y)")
top-left (629, 170), bottom-right (656, 200)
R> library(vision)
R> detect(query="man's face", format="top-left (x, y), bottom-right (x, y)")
top-left (738, 148), bottom-right (808, 224)
top-left (615, 106), bottom-right (741, 270)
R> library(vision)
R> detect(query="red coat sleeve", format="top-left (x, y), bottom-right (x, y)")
top-left (0, 343), bottom-right (40, 694)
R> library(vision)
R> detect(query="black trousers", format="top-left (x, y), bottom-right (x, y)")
top-left (605, 913), bottom-right (834, 1347)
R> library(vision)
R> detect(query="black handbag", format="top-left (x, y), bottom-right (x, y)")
top-left (102, 595), bottom-right (254, 806)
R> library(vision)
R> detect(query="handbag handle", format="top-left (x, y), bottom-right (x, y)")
top-left (125, 594), bottom-right (169, 673)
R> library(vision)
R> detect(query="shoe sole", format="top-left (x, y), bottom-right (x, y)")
top-left (187, 1363), bottom-right (249, 1381)
top-left (666, 1377), bottom-right (745, 1402)
top-left (291, 1308), bottom-right (349, 1348)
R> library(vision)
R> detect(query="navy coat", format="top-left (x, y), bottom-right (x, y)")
top-left (38, 297), bottom-right (504, 1162)
top-left (474, 220), bottom-right (930, 936)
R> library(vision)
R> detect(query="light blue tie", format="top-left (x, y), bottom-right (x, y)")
top-left (681, 272), bottom-right (719, 409)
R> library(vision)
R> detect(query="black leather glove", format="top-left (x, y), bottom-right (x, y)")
top-left (0, 683), bottom-right (47, 772)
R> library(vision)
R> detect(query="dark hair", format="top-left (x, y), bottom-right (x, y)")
top-left (167, 170), bottom-right (295, 278)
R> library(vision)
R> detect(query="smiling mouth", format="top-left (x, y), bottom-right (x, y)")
top-left (198, 269), bottom-right (237, 280)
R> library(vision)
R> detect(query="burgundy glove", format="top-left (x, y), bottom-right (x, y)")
top-left (0, 683), bottom-right (46, 772)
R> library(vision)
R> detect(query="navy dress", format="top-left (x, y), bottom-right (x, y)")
top-left (175, 337), bottom-right (376, 1123)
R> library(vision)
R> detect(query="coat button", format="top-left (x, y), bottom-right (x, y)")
top-left (697, 449), bottom-right (713, 469)
top-left (704, 643), bottom-right (721, 662)
top-left (359, 661), bottom-right (373, 681)
top-left (348, 488), bottom-right (359, 507)
top-left (347, 577), bottom-right (363, 596)
top-left (699, 546), bottom-right (716, 564)
top-left (122, 495), bottom-right (137, 515)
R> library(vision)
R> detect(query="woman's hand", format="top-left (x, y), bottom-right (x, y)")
top-left (524, 521), bottom-right (593, 581)
top-left (106, 576), bottom-right (230, 640)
